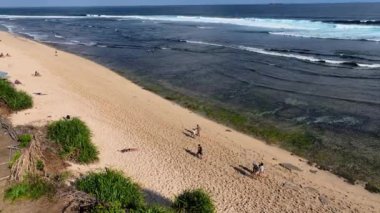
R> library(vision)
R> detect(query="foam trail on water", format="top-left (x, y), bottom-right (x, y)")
top-left (185, 40), bottom-right (380, 68)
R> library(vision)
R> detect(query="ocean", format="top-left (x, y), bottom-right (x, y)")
top-left (0, 4), bottom-right (379, 147)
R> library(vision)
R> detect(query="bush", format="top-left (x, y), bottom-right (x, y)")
top-left (8, 150), bottom-right (21, 168)
top-left (0, 80), bottom-right (33, 111)
top-left (173, 189), bottom-right (215, 213)
top-left (18, 134), bottom-right (32, 148)
top-left (93, 202), bottom-right (125, 213)
top-left (76, 169), bottom-right (145, 210)
top-left (365, 182), bottom-right (380, 193)
top-left (47, 118), bottom-right (98, 163)
top-left (4, 174), bottom-right (55, 201)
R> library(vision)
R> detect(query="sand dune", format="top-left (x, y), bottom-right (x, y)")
top-left (0, 31), bottom-right (379, 212)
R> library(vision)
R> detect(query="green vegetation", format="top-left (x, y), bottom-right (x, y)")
top-left (47, 118), bottom-right (98, 163)
top-left (4, 174), bottom-right (55, 201)
top-left (365, 182), bottom-right (380, 193)
top-left (8, 150), bottom-right (21, 169)
top-left (76, 169), bottom-right (209, 212)
top-left (18, 134), bottom-right (32, 148)
top-left (76, 169), bottom-right (145, 210)
top-left (0, 80), bottom-right (33, 111)
top-left (36, 160), bottom-right (44, 171)
top-left (172, 189), bottom-right (215, 213)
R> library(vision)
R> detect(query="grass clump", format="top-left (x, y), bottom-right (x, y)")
top-left (36, 160), bottom-right (44, 171)
top-left (0, 80), bottom-right (33, 111)
top-left (47, 118), bottom-right (98, 163)
top-left (172, 189), bottom-right (215, 213)
top-left (8, 150), bottom-right (21, 169)
top-left (365, 182), bottom-right (380, 193)
top-left (18, 134), bottom-right (32, 148)
top-left (4, 174), bottom-right (55, 201)
top-left (76, 169), bottom-right (145, 210)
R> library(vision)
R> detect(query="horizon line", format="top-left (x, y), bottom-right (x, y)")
top-left (0, 2), bottom-right (379, 9)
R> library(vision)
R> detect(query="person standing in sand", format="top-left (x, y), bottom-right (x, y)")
top-left (255, 162), bottom-right (265, 176)
top-left (196, 144), bottom-right (203, 159)
top-left (191, 124), bottom-right (201, 138)
top-left (196, 124), bottom-right (201, 137)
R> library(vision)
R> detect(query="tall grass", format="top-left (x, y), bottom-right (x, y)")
top-left (75, 169), bottom-right (145, 210)
top-left (47, 118), bottom-right (98, 163)
top-left (0, 79), bottom-right (33, 111)
top-left (4, 174), bottom-right (55, 201)
top-left (172, 189), bottom-right (215, 213)
top-left (18, 134), bottom-right (32, 148)
top-left (8, 150), bottom-right (21, 169)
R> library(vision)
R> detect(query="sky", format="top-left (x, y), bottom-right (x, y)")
top-left (0, 0), bottom-right (379, 7)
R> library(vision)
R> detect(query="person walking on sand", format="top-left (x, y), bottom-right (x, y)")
top-left (196, 144), bottom-right (203, 159)
top-left (195, 124), bottom-right (201, 137)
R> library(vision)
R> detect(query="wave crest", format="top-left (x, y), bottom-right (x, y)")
top-left (185, 40), bottom-right (380, 69)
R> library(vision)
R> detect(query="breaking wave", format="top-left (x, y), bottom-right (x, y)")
top-left (1, 14), bottom-right (379, 41)
top-left (185, 40), bottom-right (380, 68)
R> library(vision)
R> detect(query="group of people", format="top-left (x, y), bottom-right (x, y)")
top-left (188, 124), bottom-right (265, 177)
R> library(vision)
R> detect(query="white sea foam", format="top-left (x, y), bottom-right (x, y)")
top-left (0, 23), bottom-right (16, 33)
top-left (1, 14), bottom-right (379, 41)
top-left (54, 34), bottom-right (64, 38)
top-left (185, 40), bottom-right (380, 69)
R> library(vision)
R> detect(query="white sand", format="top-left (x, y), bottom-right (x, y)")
top-left (0, 31), bottom-right (379, 212)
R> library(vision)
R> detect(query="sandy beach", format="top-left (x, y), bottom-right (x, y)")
top-left (0, 31), bottom-right (379, 212)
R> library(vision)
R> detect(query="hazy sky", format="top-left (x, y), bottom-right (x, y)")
top-left (0, 0), bottom-right (379, 7)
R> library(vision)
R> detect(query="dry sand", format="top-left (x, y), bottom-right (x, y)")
top-left (0, 31), bottom-right (379, 212)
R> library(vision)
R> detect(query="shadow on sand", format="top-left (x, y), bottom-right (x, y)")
top-left (183, 129), bottom-right (195, 138)
top-left (184, 148), bottom-right (199, 158)
top-left (239, 165), bottom-right (253, 174)
top-left (231, 165), bottom-right (252, 177)
top-left (143, 188), bottom-right (172, 206)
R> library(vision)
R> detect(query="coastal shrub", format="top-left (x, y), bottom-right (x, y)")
top-left (172, 189), bottom-right (215, 213)
top-left (18, 134), bottom-right (32, 148)
top-left (8, 150), bottom-right (21, 168)
top-left (93, 202), bottom-right (124, 213)
top-left (365, 182), bottom-right (380, 193)
top-left (47, 118), bottom-right (98, 163)
top-left (0, 80), bottom-right (33, 111)
top-left (75, 169), bottom-right (145, 210)
top-left (4, 174), bottom-right (55, 201)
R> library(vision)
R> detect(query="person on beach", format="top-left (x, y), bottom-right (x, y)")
top-left (191, 124), bottom-right (201, 138)
top-left (34, 71), bottom-right (41, 77)
top-left (253, 162), bottom-right (265, 176)
top-left (55, 50), bottom-right (58, 56)
top-left (196, 144), bottom-right (203, 159)
top-left (196, 124), bottom-right (201, 137)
